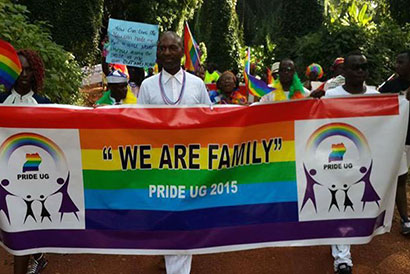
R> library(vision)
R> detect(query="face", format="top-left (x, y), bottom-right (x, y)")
top-left (16, 55), bottom-right (34, 90)
top-left (218, 73), bottom-right (236, 95)
top-left (343, 55), bottom-right (369, 86)
top-left (157, 34), bottom-right (184, 72)
top-left (279, 60), bottom-right (295, 84)
top-left (395, 53), bottom-right (410, 78)
top-left (108, 83), bottom-right (128, 102)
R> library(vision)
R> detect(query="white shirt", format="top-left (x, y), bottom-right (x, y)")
top-left (3, 89), bottom-right (38, 105)
top-left (138, 68), bottom-right (211, 105)
top-left (324, 85), bottom-right (378, 98)
top-left (260, 87), bottom-right (310, 102)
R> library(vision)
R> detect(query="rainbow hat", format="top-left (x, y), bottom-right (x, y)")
top-left (0, 40), bottom-right (22, 89)
top-left (305, 63), bottom-right (323, 80)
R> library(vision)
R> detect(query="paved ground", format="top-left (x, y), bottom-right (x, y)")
top-left (1, 194), bottom-right (409, 274)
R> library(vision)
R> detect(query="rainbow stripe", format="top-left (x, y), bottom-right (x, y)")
top-left (243, 48), bottom-right (275, 97)
top-left (306, 122), bottom-right (369, 153)
top-left (23, 153), bottom-right (42, 172)
top-left (0, 39), bottom-right (22, 89)
top-left (0, 132), bottom-right (66, 166)
top-left (80, 121), bottom-right (298, 235)
top-left (184, 22), bottom-right (201, 72)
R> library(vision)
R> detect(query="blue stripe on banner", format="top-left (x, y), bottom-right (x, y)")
top-left (85, 202), bottom-right (299, 231)
top-left (84, 181), bottom-right (297, 211)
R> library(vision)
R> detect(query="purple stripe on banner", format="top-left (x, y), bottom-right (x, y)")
top-left (0, 212), bottom-right (385, 251)
top-left (85, 202), bottom-right (299, 231)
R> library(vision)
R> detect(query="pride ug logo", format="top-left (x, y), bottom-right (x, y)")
top-left (300, 122), bottom-right (380, 213)
top-left (0, 132), bottom-right (79, 226)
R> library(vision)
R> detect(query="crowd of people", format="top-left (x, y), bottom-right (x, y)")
top-left (1, 30), bottom-right (410, 274)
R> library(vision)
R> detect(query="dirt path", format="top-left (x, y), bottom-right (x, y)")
top-left (1, 200), bottom-right (409, 274)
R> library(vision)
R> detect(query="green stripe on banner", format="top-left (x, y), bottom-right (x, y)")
top-left (84, 161), bottom-right (296, 190)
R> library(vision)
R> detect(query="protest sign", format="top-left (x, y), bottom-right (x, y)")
top-left (0, 95), bottom-right (407, 255)
top-left (106, 19), bottom-right (158, 67)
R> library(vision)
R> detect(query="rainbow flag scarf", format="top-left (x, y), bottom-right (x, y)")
top-left (0, 40), bottom-right (22, 89)
top-left (184, 22), bottom-right (201, 72)
top-left (243, 48), bottom-right (275, 97)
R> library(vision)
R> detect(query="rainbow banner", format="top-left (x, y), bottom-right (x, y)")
top-left (184, 22), bottom-right (201, 72)
top-left (0, 40), bottom-right (22, 89)
top-left (0, 94), bottom-right (407, 255)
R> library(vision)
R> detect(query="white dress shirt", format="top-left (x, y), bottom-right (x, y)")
top-left (324, 85), bottom-right (378, 98)
top-left (3, 89), bottom-right (38, 105)
top-left (138, 68), bottom-right (211, 105)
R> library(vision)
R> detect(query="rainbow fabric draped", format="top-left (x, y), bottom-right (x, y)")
top-left (243, 48), bottom-right (275, 97)
top-left (0, 40), bottom-right (22, 89)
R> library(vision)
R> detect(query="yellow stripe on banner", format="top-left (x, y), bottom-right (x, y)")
top-left (82, 141), bottom-right (295, 171)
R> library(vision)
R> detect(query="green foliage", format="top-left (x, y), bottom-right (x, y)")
top-left (18, 0), bottom-right (104, 66)
top-left (389, 0), bottom-right (410, 26)
top-left (104, 0), bottom-right (202, 34)
top-left (292, 0), bottom-right (410, 85)
top-left (193, 0), bottom-right (243, 72)
top-left (273, 0), bottom-right (324, 61)
top-left (0, 1), bottom-right (82, 104)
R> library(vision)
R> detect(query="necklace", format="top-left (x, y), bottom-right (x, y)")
top-left (159, 70), bottom-right (186, 105)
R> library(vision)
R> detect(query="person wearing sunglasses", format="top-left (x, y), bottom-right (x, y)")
top-left (261, 58), bottom-right (309, 102)
top-left (323, 50), bottom-right (378, 274)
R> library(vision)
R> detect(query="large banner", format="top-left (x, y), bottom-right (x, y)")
top-left (0, 95), bottom-right (407, 255)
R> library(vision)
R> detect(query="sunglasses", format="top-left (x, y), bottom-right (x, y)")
top-left (348, 63), bottom-right (368, 71)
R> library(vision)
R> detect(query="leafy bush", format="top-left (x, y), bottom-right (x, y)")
top-left (0, 1), bottom-right (82, 104)
top-left (17, 0), bottom-right (104, 66)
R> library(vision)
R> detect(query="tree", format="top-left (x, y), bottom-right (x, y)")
top-left (389, 0), bottom-right (410, 26)
top-left (16, 0), bottom-right (104, 66)
top-left (103, 0), bottom-right (202, 34)
top-left (193, 0), bottom-right (243, 71)
top-left (0, 1), bottom-right (82, 104)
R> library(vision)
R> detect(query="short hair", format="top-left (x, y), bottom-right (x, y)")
top-left (216, 71), bottom-right (238, 90)
top-left (158, 31), bottom-right (183, 48)
top-left (280, 58), bottom-right (294, 66)
top-left (17, 49), bottom-right (45, 92)
top-left (344, 50), bottom-right (365, 66)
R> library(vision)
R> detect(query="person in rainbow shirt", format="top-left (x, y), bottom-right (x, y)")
top-left (260, 59), bottom-right (310, 102)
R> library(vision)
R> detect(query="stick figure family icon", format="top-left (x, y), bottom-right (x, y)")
top-left (300, 123), bottom-right (380, 214)
top-left (0, 132), bottom-right (79, 226)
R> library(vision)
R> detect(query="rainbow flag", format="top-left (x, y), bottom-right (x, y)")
top-left (328, 143), bottom-right (347, 162)
top-left (243, 48), bottom-right (275, 97)
top-left (23, 153), bottom-right (42, 172)
top-left (0, 40), bottom-right (22, 89)
top-left (184, 22), bottom-right (201, 72)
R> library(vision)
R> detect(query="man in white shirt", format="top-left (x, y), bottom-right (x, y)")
top-left (324, 51), bottom-right (378, 274)
top-left (138, 32), bottom-right (211, 106)
top-left (137, 31), bottom-right (210, 274)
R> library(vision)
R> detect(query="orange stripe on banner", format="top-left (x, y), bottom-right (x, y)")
top-left (79, 121), bottom-right (294, 149)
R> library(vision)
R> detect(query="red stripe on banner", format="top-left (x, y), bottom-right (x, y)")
top-left (0, 95), bottom-right (399, 129)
